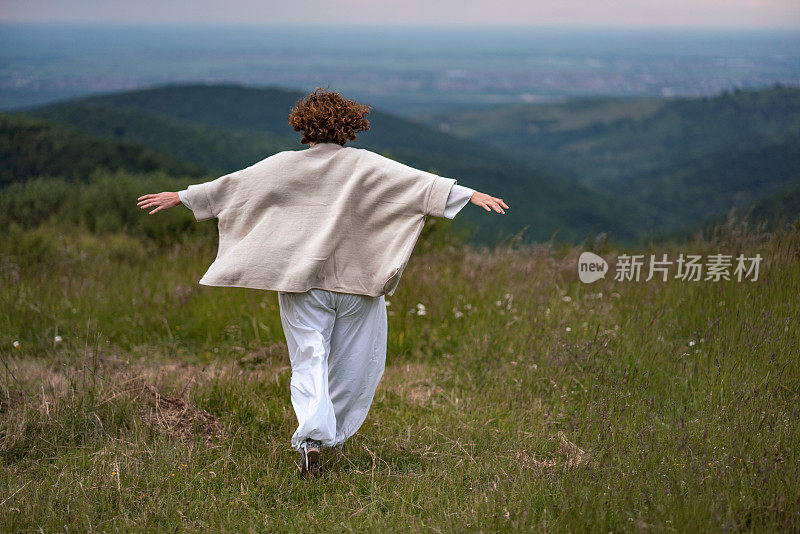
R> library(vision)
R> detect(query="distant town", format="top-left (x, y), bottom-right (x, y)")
top-left (2, 24), bottom-right (798, 114)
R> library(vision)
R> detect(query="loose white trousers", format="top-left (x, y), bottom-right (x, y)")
top-left (277, 288), bottom-right (387, 452)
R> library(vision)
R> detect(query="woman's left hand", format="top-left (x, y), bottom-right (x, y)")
top-left (137, 192), bottom-right (181, 214)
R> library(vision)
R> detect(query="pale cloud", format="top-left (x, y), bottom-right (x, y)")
top-left (2, 0), bottom-right (799, 28)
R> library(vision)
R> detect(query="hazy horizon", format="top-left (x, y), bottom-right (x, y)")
top-left (2, 23), bottom-right (798, 114)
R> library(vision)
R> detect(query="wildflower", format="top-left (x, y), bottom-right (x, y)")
top-left (416, 303), bottom-right (427, 316)
top-left (385, 300), bottom-right (391, 307)
top-left (565, 327), bottom-right (572, 332)
top-left (12, 340), bottom-right (20, 348)
top-left (54, 335), bottom-right (63, 344)
top-left (562, 296), bottom-right (572, 302)
top-left (688, 340), bottom-right (696, 347)
top-left (495, 300), bottom-right (502, 306)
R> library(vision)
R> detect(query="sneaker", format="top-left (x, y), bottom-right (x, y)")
top-left (299, 438), bottom-right (322, 478)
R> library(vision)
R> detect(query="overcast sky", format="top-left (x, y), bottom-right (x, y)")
top-left (2, 0), bottom-right (800, 29)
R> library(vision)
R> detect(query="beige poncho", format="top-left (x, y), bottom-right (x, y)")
top-left (183, 142), bottom-right (457, 297)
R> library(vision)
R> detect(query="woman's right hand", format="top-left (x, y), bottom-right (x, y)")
top-left (470, 191), bottom-right (508, 214)
top-left (137, 192), bottom-right (181, 214)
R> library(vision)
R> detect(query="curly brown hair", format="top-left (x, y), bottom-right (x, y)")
top-left (288, 87), bottom-right (371, 146)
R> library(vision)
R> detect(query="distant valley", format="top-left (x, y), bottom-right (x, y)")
top-left (418, 84), bottom-right (800, 234)
top-left (3, 83), bottom-right (799, 244)
top-left (8, 84), bottom-right (653, 243)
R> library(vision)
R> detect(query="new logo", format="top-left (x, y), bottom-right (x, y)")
top-left (578, 252), bottom-right (608, 284)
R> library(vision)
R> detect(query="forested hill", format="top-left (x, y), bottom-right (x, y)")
top-left (20, 103), bottom-right (298, 176)
top-left (418, 84), bottom-right (800, 233)
top-left (1, 113), bottom-right (203, 186)
top-left (18, 84), bottom-right (653, 243)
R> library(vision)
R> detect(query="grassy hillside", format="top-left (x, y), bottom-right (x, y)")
top-left (20, 84), bottom-right (653, 243)
top-left (1, 217), bottom-right (798, 531)
top-left (419, 84), bottom-right (800, 230)
top-left (0, 113), bottom-right (202, 186)
top-left (3, 84), bottom-right (798, 533)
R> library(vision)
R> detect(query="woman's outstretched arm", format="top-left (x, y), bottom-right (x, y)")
top-left (136, 192), bottom-right (182, 214)
top-left (443, 185), bottom-right (508, 219)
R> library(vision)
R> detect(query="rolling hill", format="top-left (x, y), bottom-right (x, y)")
top-left (747, 182), bottom-right (800, 229)
top-left (0, 113), bottom-right (202, 186)
top-left (625, 135), bottom-right (800, 226)
top-left (418, 84), bottom-right (800, 231)
top-left (21, 103), bottom-right (297, 175)
top-left (667, 178), bottom-right (800, 242)
top-left (18, 84), bottom-right (654, 243)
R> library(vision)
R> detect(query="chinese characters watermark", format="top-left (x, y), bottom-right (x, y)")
top-left (578, 252), bottom-right (762, 284)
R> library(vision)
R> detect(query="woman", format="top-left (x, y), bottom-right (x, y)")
top-left (136, 87), bottom-right (508, 478)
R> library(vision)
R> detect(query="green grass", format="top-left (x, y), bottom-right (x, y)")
top-left (1, 219), bottom-right (799, 531)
